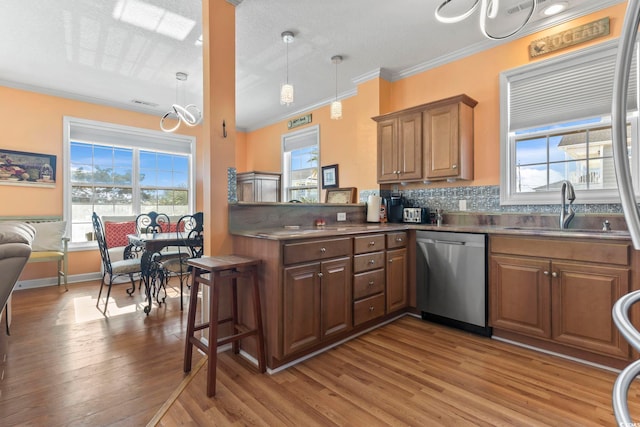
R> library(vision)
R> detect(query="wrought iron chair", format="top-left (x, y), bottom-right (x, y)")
top-left (92, 212), bottom-right (142, 313)
top-left (135, 211), bottom-right (171, 234)
top-left (158, 212), bottom-right (204, 310)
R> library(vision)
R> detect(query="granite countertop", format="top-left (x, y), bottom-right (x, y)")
top-left (231, 222), bottom-right (632, 241)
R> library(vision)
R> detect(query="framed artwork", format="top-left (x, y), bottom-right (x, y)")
top-left (0, 149), bottom-right (56, 187)
top-left (321, 164), bottom-right (339, 189)
top-left (325, 187), bottom-right (357, 204)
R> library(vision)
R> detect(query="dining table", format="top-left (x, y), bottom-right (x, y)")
top-left (127, 232), bottom-right (201, 314)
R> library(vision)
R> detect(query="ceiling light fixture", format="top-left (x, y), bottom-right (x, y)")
top-left (330, 55), bottom-right (343, 120)
top-left (543, 2), bottom-right (567, 16)
top-left (435, 0), bottom-right (536, 40)
top-left (160, 72), bottom-right (202, 133)
top-left (280, 31), bottom-right (295, 106)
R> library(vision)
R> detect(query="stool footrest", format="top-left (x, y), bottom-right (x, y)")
top-left (217, 325), bottom-right (257, 347)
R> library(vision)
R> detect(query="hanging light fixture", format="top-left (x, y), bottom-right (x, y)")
top-left (280, 31), bottom-right (295, 106)
top-left (434, 0), bottom-right (536, 40)
top-left (160, 72), bottom-right (202, 133)
top-left (330, 55), bottom-right (343, 120)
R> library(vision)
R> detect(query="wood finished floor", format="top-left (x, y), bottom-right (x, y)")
top-left (2, 280), bottom-right (640, 426)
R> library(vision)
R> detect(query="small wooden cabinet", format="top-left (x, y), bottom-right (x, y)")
top-left (236, 171), bottom-right (281, 202)
top-left (376, 113), bottom-right (422, 182)
top-left (386, 232), bottom-right (408, 313)
top-left (424, 96), bottom-right (476, 181)
top-left (373, 94), bottom-right (476, 184)
top-left (490, 235), bottom-right (631, 362)
top-left (282, 238), bottom-right (352, 357)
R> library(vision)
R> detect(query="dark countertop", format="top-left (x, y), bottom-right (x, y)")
top-left (231, 222), bottom-right (632, 241)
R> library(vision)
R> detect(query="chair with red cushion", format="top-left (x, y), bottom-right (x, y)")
top-left (92, 212), bottom-right (142, 313)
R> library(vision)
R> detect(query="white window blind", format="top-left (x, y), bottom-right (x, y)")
top-left (505, 39), bottom-right (639, 132)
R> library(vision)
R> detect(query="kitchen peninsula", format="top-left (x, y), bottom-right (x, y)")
top-left (230, 202), bottom-right (640, 371)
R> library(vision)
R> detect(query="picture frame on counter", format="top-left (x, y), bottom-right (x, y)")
top-left (322, 164), bottom-right (339, 189)
top-left (0, 149), bottom-right (56, 188)
top-left (325, 187), bottom-right (357, 204)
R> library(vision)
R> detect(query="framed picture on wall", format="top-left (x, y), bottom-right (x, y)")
top-left (325, 187), bottom-right (357, 204)
top-left (0, 149), bottom-right (56, 187)
top-left (322, 164), bottom-right (339, 189)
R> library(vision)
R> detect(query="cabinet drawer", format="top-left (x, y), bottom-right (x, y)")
top-left (490, 236), bottom-right (630, 266)
top-left (353, 251), bottom-right (385, 273)
top-left (387, 232), bottom-right (407, 249)
top-left (354, 269), bottom-right (385, 300)
top-left (354, 293), bottom-right (385, 326)
top-left (283, 238), bottom-right (352, 265)
top-left (354, 234), bottom-right (386, 254)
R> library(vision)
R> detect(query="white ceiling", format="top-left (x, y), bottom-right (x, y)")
top-left (0, 0), bottom-right (623, 132)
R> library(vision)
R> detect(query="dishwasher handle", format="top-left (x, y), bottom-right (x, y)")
top-left (434, 240), bottom-right (465, 246)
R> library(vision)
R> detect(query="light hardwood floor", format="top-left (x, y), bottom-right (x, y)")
top-left (1, 280), bottom-right (640, 426)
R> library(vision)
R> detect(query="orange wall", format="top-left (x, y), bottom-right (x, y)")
top-left (240, 3), bottom-right (627, 191)
top-left (0, 86), bottom-right (203, 279)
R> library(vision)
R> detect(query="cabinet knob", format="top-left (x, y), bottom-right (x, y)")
top-left (395, 237), bottom-right (403, 242)
top-left (369, 306), bottom-right (375, 312)
top-left (543, 271), bottom-right (549, 276)
top-left (368, 280), bottom-right (374, 286)
top-left (317, 272), bottom-right (323, 278)
top-left (369, 241), bottom-right (376, 246)
top-left (369, 259), bottom-right (375, 265)
top-left (452, 164), bottom-right (457, 169)
top-left (552, 272), bottom-right (558, 278)
top-left (320, 247), bottom-right (326, 253)
top-left (389, 259), bottom-right (393, 264)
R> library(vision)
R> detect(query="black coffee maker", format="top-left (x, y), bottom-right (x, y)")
top-left (386, 194), bottom-right (405, 223)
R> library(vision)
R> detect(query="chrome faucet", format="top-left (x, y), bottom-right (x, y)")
top-left (559, 180), bottom-right (576, 229)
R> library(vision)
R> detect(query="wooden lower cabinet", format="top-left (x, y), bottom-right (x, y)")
top-left (234, 230), bottom-right (409, 369)
top-left (386, 248), bottom-right (408, 313)
top-left (283, 256), bottom-right (352, 357)
top-left (489, 235), bottom-right (631, 363)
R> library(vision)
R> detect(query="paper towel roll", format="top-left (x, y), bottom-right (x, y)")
top-left (367, 195), bottom-right (382, 222)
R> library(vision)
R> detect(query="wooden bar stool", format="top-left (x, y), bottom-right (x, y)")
top-left (184, 255), bottom-right (266, 397)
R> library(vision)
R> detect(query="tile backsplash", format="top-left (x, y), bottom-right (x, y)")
top-left (361, 185), bottom-right (623, 215)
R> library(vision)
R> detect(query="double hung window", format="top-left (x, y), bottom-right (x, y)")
top-left (64, 117), bottom-right (195, 246)
top-left (500, 39), bottom-right (639, 205)
top-left (281, 125), bottom-right (319, 202)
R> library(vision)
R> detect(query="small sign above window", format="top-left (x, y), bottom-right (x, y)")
top-left (288, 114), bottom-right (312, 129)
top-left (529, 17), bottom-right (610, 58)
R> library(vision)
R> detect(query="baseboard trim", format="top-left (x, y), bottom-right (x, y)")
top-left (15, 272), bottom-right (102, 290)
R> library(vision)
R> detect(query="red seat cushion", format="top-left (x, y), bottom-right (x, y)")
top-left (104, 221), bottom-right (136, 249)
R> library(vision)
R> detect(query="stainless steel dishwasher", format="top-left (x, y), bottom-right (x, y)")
top-left (416, 231), bottom-right (491, 336)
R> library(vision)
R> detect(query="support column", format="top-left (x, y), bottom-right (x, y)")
top-left (201, 0), bottom-right (236, 255)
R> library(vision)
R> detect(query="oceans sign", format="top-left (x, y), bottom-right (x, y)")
top-left (529, 17), bottom-right (610, 58)
top-left (288, 114), bottom-right (312, 129)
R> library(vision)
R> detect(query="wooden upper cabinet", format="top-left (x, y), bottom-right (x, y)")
top-left (424, 95), bottom-right (476, 181)
top-left (376, 113), bottom-right (422, 183)
top-left (373, 94), bottom-right (476, 184)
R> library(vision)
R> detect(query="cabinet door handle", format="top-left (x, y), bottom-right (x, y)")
top-left (395, 237), bottom-right (403, 242)
top-left (389, 259), bottom-right (393, 264)
top-left (552, 272), bottom-right (558, 278)
top-left (368, 280), bottom-right (375, 286)
top-left (452, 164), bottom-right (457, 169)
top-left (320, 247), bottom-right (326, 253)
top-left (543, 271), bottom-right (549, 276)
top-left (369, 241), bottom-right (376, 246)
top-left (369, 259), bottom-right (375, 265)
top-left (369, 306), bottom-right (375, 312)
top-left (317, 272), bottom-right (323, 278)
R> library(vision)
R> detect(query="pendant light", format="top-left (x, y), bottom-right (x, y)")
top-left (160, 72), bottom-right (202, 133)
top-left (330, 55), bottom-right (343, 120)
top-left (280, 31), bottom-right (294, 105)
